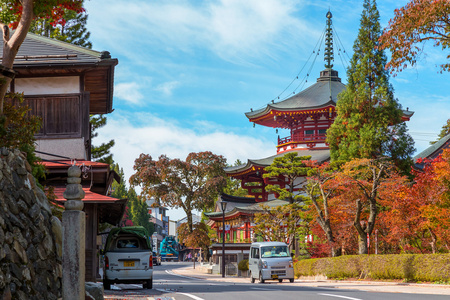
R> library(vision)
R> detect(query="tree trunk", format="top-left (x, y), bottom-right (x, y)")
top-left (0, 0), bottom-right (35, 113)
top-left (428, 228), bottom-right (437, 254)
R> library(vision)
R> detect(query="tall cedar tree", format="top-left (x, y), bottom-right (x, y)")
top-left (326, 0), bottom-right (414, 174)
top-left (379, 0), bottom-right (450, 73)
top-left (0, 0), bottom-right (84, 114)
top-left (130, 151), bottom-right (227, 234)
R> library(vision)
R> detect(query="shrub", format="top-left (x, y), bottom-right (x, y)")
top-left (295, 254), bottom-right (450, 282)
top-left (238, 259), bottom-right (249, 272)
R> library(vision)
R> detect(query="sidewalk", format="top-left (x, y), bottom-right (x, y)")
top-left (172, 266), bottom-right (450, 295)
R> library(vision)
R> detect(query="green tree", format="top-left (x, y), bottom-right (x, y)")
top-left (253, 202), bottom-right (304, 251)
top-left (29, 8), bottom-right (92, 49)
top-left (90, 115), bottom-right (115, 164)
top-left (431, 119), bottom-right (450, 144)
top-left (223, 159), bottom-right (248, 197)
top-left (326, 0), bottom-right (415, 174)
top-left (263, 152), bottom-right (312, 204)
top-left (262, 152), bottom-right (313, 256)
top-left (130, 151), bottom-right (227, 233)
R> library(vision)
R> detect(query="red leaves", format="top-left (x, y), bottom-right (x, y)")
top-left (379, 0), bottom-right (450, 73)
top-left (5, 0), bottom-right (84, 29)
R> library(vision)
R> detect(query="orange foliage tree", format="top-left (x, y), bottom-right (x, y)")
top-left (332, 158), bottom-right (408, 254)
top-left (379, 0), bottom-right (450, 74)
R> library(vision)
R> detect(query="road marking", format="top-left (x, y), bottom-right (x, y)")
top-left (157, 289), bottom-right (204, 300)
top-left (318, 293), bottom-right (363, 300)
top-left (177, 292), bottom-right (205, 300)
top-left (165, 270), bottom-right (202, 280)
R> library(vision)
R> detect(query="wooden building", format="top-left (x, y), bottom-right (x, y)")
top-left (1, 32), bottom-right (125, 281)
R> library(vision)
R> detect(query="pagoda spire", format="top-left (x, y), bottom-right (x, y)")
top-left (324, 10), bottom-right (334, 69)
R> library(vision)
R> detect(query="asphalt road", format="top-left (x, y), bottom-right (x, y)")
top-left (104, 262), bottom-right (450, 300)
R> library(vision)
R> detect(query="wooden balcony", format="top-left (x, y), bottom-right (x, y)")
top-left (278, 133), bottom-right (327, 146)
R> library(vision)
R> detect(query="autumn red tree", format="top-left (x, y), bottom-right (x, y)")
top-left (0, 0), bottom-right (84, 113)
top-left (334, 158), bottom-right (408, 254)
top-left (129, 151), bottom-right (227, 233)
top-left (379, 0), bottom-right (450, 73)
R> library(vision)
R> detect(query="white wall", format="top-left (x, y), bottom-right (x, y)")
top-left (35, 138), bottom-right (86, 160)
top-left (15, 76), bottom-right (80, 95)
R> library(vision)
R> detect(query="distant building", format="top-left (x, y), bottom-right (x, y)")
top-left (146, 198), bottom-right (170, 251)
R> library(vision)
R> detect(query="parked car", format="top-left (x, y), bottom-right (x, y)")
top-left (249, 241), bottom-right (294, 283)
top-left (102, 226), bottom-right (153, 289)
top-left (152, 252), bottom-right (161, 266)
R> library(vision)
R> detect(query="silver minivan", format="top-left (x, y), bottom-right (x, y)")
top-left (102, 226), bottom-right (153, 290)
top-left (249, 241), bottom-right (294, 283)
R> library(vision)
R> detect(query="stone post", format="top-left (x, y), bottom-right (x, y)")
top-left (62, 166), bottom-right (86, 300)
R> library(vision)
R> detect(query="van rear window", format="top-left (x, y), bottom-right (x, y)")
top-left (117, 238), bottom-right (139, 249)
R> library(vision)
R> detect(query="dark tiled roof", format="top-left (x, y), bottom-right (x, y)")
top-left (246, 69), bottom-right (345, 119)
top-left (225, 149), bottom-right (330, 174)
top-left (414, 134), bottom-right (450, 161)
top-left (3, 33), bottom-right (117, 67)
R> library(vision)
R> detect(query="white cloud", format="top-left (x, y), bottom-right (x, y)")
top-left (85, 0), bottom-right (313, 63)
top-left (94, 110), bottom-right (275, 187)
top-left (155, 81), bottom-right (180, 97)
top-left (114, 82), bottom-right (144, 105)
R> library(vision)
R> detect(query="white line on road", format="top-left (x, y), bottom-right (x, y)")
top-left (165, 269), bottom-right (203, 280)
top-left (318, 293), bottom-right (363, 300)
top-left (157, 289), bottom-right (205, 300)
top-left (177, 292), bottom-right (205, 300)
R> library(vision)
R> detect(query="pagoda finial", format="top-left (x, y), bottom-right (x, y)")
top-left (324, 10), bottom-right (334, 69)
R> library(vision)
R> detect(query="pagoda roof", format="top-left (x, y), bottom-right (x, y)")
top-left (225, 149), bottom-right (330, 175)
top-left (246, 69), bottom-right (345, 123)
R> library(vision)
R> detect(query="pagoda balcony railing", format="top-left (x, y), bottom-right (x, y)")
top-left (278, 133), bottom-right (327, 146)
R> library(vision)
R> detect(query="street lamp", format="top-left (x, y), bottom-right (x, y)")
top-left (220, 201), bottom-right (227, 278)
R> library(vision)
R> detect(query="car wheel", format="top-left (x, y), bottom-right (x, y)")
top-left (278, 279), bottom-right (283, 283)
top-left (259, 272), bottom-right (265, 284)
top-left (144, 279), bottom-right (153, 289)
top-left (103, 279), bottom-right (111, 290)
top-left (250, 272), bottom-right (255, 283)
top-left (289, 278), bottom-right (294, 283)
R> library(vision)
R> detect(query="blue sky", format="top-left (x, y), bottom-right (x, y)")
top-left (84, 0), bottom-right (450, 220)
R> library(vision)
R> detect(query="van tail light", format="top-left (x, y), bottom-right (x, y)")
top-left (105, 256), bottom-right (109, 270)
top-left (149, 254), bottom-right (153, 268)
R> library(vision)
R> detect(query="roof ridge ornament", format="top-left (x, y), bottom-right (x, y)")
top-left (324, 10), bottom-right (334, 69)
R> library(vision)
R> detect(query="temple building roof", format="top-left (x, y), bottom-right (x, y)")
top-left (245, 69), bottom-right (345, 128)
top-left (414, 134), bottom-right (450, 170)
top-left (225, 149), bottom-right (330, 176)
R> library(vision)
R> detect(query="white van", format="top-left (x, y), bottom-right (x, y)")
top-left (249, 241), bottom-right (294, 283)
top-left (102, 226), bottom-right (153, 289)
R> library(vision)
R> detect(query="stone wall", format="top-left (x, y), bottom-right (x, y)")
top-left (0, 148), bottom-right (62, 300)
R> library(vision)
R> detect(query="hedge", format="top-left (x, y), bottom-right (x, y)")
top-left (295, 254), bottom-right (450, 282)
